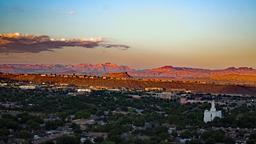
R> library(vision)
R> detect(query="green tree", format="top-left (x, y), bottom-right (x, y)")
top-left (56, 135), bottom-right (80, 144)
top-left (45, 120), bottom-right (64, 130)
top-left (75, 111), bottom-right (90, 119)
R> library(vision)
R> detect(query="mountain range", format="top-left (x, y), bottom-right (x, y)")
top-left (0, 63), bottom-right (256, 85)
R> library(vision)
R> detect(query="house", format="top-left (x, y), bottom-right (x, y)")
top-left (145, 87), bottom-right (164, 91)
top-left (72, 119), bottom-right (96, 130)
top-left (77, 88), bottom-right (92, 93)
top-left (19, 85), bottom-right (36, 90)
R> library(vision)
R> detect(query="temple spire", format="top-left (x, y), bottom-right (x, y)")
top-left (210, 100), bottom-right (216, 111)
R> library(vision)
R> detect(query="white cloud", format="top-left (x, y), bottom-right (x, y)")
top-left (67, 10), bottom-right (76, 15)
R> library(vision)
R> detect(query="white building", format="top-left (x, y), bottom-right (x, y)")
top-left (144, 87), bottom-right (164, 91)
top-left (203, 101), bottom-right (222, 123)
top-left (0, 83), bottom-right (7, 87)
top-left (77, 88), bottom-right (92, 93)
top-left (19, 85), bottom-right (36, 90)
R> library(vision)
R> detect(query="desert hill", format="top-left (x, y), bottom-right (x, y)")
top-left (1, 73), bottom-right (256, 95)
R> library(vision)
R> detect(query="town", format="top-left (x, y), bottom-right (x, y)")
top-left (0, 77), bottom-right (256, 144)
top-left (1, 0), bottom-right (256, 143)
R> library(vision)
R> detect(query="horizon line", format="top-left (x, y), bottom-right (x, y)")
top-left (0, 62), bottom-right (255, 70)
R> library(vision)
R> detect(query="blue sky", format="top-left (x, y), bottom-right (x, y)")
top-left (0, 0), bottom-right (256, 68)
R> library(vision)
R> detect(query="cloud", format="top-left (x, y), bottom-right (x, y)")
top-left (0, 33), bottom-right (130, 53)
top-left (67, 10), bottom-right (76, 15)
top-left (102, 44), bottom-right (130, 50)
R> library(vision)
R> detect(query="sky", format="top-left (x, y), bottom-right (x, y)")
top-left (0, 0), bottom-right (256, 69)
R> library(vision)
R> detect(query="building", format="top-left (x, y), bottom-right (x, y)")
top-left (77, 88), bottom-right (92, 93)
top-left (144, 87), bottom-right (164, 91)
top-left (148, 92), bottom-right (176, 100)
top-left (0, 83), bottom-right (7, 87)
top-left (19, 85), bottom-right (36, 90)
top-left (203, 101), bottom-right (222, 123)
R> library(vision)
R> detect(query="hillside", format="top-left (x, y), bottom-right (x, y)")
top-left (1, 73), bottom-right (256, 95)
top-left (0, 63), bottom-right (256, 86)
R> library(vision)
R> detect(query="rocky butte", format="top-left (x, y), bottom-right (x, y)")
top-left (104, 72), bottom-right (132, 79)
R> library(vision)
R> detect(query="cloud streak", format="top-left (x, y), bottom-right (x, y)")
top-left (66, 10), bottom-right (76, 15)
top-left (0, 33), bottom-right (130, 53)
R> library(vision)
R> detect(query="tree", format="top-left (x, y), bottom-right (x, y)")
top-left (247, 133), bottom-right (256, 144)
top-left (0, 128), bottom-right (9, 142)
top-left (71, 123), bottom-right (81, 134)
top-left (180, 130), bottom-right (193, 139)
top-left (45, 120), bottom-right (64, 130)
top-left (101, 140), bottom-right (116, 144)
top-left (201, 129), bottom-right (226, 143)
top-left (75, 111), bottom-right (90, 119)
top-left (56, 135), bottom-right (80, 144)
top-left (16, 130), bottom-right (31, 139)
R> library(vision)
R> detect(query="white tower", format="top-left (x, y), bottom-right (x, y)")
top-left (210, 100), bottom-right (216, 111)
top-left (203, 100), bottom-right (222, 123)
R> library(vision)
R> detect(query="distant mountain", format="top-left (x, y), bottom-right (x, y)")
top-left (130, 65), bottom-right (256, 78)
top-left (0, 63), bottom-right (133, 75)
top-left (130, 65), bottom-right (256, 85)
top-left (0, 63), bottom-right (256, 85)
top-left (130, 66), bottom-right (210, 79)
